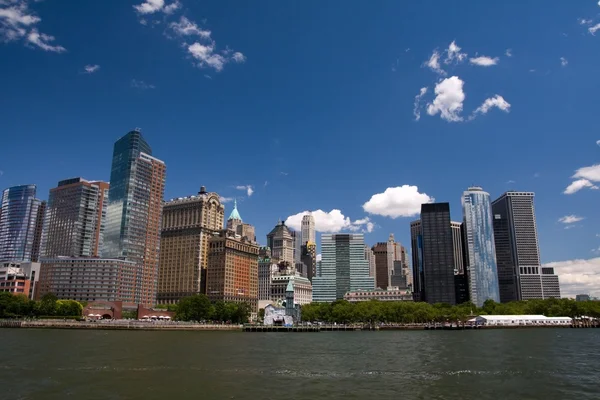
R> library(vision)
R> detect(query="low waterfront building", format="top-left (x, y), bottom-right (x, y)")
top-left (37, 257), bottom-right (142, 304)
top-left (263, 303), bottom-right (293, 326)
top-left (576, 294), bottom-right (590, 302)
top-left (469, 315), bottom-right (572, 326)
top-left (0, 260), bottom-right (40, 299)
top-left (82, 300), bottom-right (123, 319)
top-left (344, 287), bottom-right (413, 302)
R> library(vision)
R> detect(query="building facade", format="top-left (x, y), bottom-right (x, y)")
top-left (206, 229), bottom-right (260, 312)
top-left (0, 260), bottom-right (40, 299)
top-left (491, 191), bottom-right (561, 301)
top-left (271, 273), bottom-right (313, 305)
top-left (258, 247), bottom-right (278, 301)
top-left (372, 234), bottom-right (394, 289)
top-left (364, 244), bottom-right (376, 279)
top-left (41, 178), bottom-right (109, 258)
top-left (419, 203), bottom-right (456, 305)
top-left (301, 213), bottom-right (316, 245)
top-left (312, 233), bottom-right (375, 302)
top-left (103, 130), bottom-right (166, 306)
top-left (344, 287), bottom-right (413, 302)
top-left (300, 241), bottom-right (317, 281)
top-left (462, 187), bottom-right (500, 307)
top-left (410, 220), bottom-right (423, 301)
top-left (157, 186), bottom-right (225, 303)
top-left (0, 185), bottom-right (45, 262)
top-left (266, 221), bottom-right (295, 264)
top-left (37, 257), bottom-right (142, 303)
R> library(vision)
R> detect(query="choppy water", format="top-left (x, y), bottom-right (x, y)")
top-left (1, 328), bottom-right (599, 399)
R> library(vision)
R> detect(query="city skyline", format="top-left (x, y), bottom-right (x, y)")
top-left (1, 1), bottom-right (599, 297)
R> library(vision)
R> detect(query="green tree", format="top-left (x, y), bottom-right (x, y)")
top-left (37, 293), bottom-right (58, 316)
top-left (258, 308), bottom-right (265, 321)
top-left (175, 294), bottom-right (213, 321)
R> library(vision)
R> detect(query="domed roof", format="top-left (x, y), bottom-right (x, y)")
top-left (228, 199), bottom-right (242, 221)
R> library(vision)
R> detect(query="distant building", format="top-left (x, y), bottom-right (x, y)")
top-left (103, 130), bottom-right (166, 306)
top-left (364, 244), bottom-right (376, 279)
top-left (469, 315), bottom-right (571, 327)
top-left (37, 257), bottom-right (142, 304)
top-left (576, 294), bottom-right (591, 302)
top-left (226, 199), bottom-right (255, 242)
top-left (206, 229), bottom-right (259, 312)
top-left (301, 213), bottom-right (316, 245)
top-left (301, 241), bottom-right (317, 281)
top-left (451, 221), bottom-right (469, 304)
top-left (258, 247), bottom-right (278, 301)
top-left (410, 220), bottom-right (423, 301)
top-left (41, 178), bottom-right (109, 258)
top-left (462, 187), bottom-right (500, 307)
top-left (372, 234), bottom-right (394, 289)
top-left (157, 186), bottom-right (225, 303)
top-left (344, 287), bottom-right (413, 302)
top-left (291, 229), bottom-right (302, 265)
top-left (492, 191), bottom-right (561, 301)
top-left (0, 185), bottom-right (45, 262)
top-left (312, 233), bottom-right (375, 302)
top-left (270, 261), bottom-right (312, 305)
top-left (0, 260), bottom-right (40, 299)
top-left (263, 303), bottom-right (293, 326)
top-left (266, 220), bottom-right (295, 264)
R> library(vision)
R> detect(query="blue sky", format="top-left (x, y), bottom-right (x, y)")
top-left (1, 0), bottom-right (600, 295)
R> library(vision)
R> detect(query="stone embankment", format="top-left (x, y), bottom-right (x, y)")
top-left (0, 319), bottom-right (242, 331)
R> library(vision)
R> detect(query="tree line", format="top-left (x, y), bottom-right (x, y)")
top-left (171, 294), bottom-right (252, 323)
top-left (0, 292), bottom-right (83, 318)
top-left (300, 298), bottom-right (600, 324)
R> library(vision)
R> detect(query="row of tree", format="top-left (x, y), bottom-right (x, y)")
top-left (0, 293), bottom-right (83, 318)
top-left (300, 298), bottom-right (600, 324)
top-left (173, 294), bottom-right (252, 323)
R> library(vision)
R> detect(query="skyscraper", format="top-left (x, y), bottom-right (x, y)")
top-left (451, 221), bottom-right (469, 304)
top-left (492, 191), bottom-right (561, 301)
top-left (157, 186), bottom-right (225, 303)
top-left (462, 187), bottom-right (500, 307)
top-left (103, 130), bottom-right (166, 306)
top-left (0, 185), bottom-right (44, 262)
top-left (301, 213), bottom-right (315, 245)
top-left (364, 244), bottom-right (376, 279)
top-left (419, 203), bottom-right (456, 305)
top-left (372, 234), bottom-right (394, 289)
top-left (312, 233), bottom-right (375, 302)
top-left (410, 220), bottom-right (423, 301)
top-left (41, 178), bottom-right (110, 258)
top-left (266, 220), bottom-right (295, 264)
top-left (301, 241), bottom-right (317, 281)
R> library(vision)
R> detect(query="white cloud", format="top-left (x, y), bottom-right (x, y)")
top-left (130, 79), bottom-right (155, 89)
top-left (469, 56), bottom-right (499, 66)
top-left (362, 185), bottom-right (434, 218)
top-left (505, 48), bottom-right (513, 57)
top-left (564, 179), bottom-right (599, 194)
top-left (426, 76), bottom-right (465, 122)
top-left (579, 18), bottom-right (592, 25)
top-left (162, 0), bottom-right (180, 14)
top-left (133, 0), bottom-right (179, 15)
top-left (83, 64), bottom-right (100, 74)
top-left (544, 258), bottom-right (600, 298)
top-left (231, 51), bottom-right (246, 63)
top-left (188, 42), bottom-right (227, 71)
top-left (573, 164), bottom-right (600, 182)
top-left (560, 57), bottom-right (568, 67)
top-left (470, 95), bottom-right (511, 119)
top-left (0, 1), bottom-right (64, 51)
top-left (596, 140), bottom-right (600, 147)
top-left (235, 185), bottom-right (254, 197)
top-left (169, 16), bottom-right (211, 39)
top-left (506, 180), bottom-right (516, 184)
top-left (413, 87), bottom-right (428, 121)
top-left (26, 28), bottom-right (65, 52)
top-left (423, 50), bottom-right (445, 75)
top-left (589, 23), bottom-right (600, 35)
top-left (558, 215), bottom-right (584, 224)
top-left (219, 196), bottom-right (234, 203)
top-left (444, 40), bottom-right (467, 64)
top-left (286, 210), bottom-right (373, 233)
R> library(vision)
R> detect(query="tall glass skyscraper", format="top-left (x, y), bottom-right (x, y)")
top-left (462, 187), bottom-right (500, 307)
top-left (103, 130), bottom-right (166, 306)
top-left (312, 233), bottom-right (375, 302)
top-left (0, 185), bottom-right (44, 262)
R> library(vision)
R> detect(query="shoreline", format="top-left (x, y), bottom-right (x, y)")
top-left (1, 320), bottom-right (597, 331)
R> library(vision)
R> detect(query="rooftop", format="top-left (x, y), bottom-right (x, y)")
top-left (228, 199), bottom-right (242, 221)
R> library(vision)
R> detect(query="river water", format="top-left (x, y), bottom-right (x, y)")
top-left (1, 328), bottom-right (599, 399)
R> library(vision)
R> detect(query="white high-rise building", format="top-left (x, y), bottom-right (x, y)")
top-left (301, 213), bottom-right (316, 245)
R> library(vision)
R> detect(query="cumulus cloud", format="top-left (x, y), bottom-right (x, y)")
top-left (286, 210), bottom-right (373, 233)
top-left (133, 0), bottom-right (179, 14)
top-left (444, 40), bottom-right (467, 64)
top-left (187, 42), bottom-right (227, 71)
top-left (589, 23), bottom-right (600, 35)
top-left (470, 95), bottom-right (511, 119)
top-left (564, 179), bottom-right (599, 194)
top-left (231, 51), bottom-right (246, 63)
top-left (558, 215), bottom-right (584, 224)
top-left (130, 79), bottom-right (155, 89)
top-left (544, 258), bottom-right (600, 298)
top-left (470, 56), bottom-right (499, 66)
top-left (560, 57), bottom-right (568, 67)
top-left (426, 76), bottom-right (465, 122)
top-left (596, 140), bottom-right (600, 146)
top-left (235, 185), bottom-right (254, 197)
top-left (413, 87), bottom-right (428, 121)
top-left (0, 1), bottom-right (65, 51)
top-left (564, 163), bottom-right (600, 194)
top-left (168, 16), bottom-right (211, 39)
top-left (423, 50), bottom-right (445, 75)
top-left (362, 185), bottom-right (434, 218)
top-left (83, 64), bottom-right (100, 74)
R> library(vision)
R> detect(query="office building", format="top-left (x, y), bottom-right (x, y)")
top-left (266, 220), bottom-right (295, 264)
top-left (258, 247), bottom-right (279, 302)
top-left (410, 220), bottom-right (423, 301)
top-left (157, 186), bottom-right (225, 303)
top-left (300, 241), bottom-right (317, 281)
top-left (344, 287), bottom-right (413, 302)
top-left (301, 213), bottom-right (316, 245)
top-left (418, 203), bottom-right (456, 305)
top-left (103, 130), bottom-right (166, 306)
top-left (0, 260), bottom-right (40, 299)
top-left (364, 244), bottom-right (376, 279)
top-left (30, 201), bottom-right (46, 262)
top-left (492, 191), bottom-right (561, 301)
top-left (576, 294), bottom-right (590, 302)
top-left (292, 229), bottom-right (302, 265)
top-left (206, 229), bottom-right (260, 312)
top-left (41, 178), bottom-right (109, 258)
top-left (270, 261), bottom-right (313, 305)
top-left (312, 233), bottom-right (375, 302)
top-left (462, 187), bottom-right (500, 307)
top-left (226, 199), bottom-right (256, 242)
top-left (0, 185), bottom-right (45, 262)
top-left (372, 234), bottom-right (394, 289)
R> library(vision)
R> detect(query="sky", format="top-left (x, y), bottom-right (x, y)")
top-left (1, 0), bottom-right (600, 297)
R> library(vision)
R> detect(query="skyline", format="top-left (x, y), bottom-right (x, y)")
top-left (1, 0), bottom-right (600, 297)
